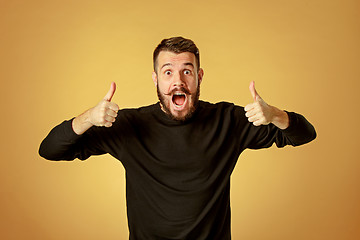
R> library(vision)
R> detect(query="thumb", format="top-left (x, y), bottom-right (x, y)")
top-left (249, 81), bottom-right (260, 101)
top-left (104, 82), bottom-right (116, 101)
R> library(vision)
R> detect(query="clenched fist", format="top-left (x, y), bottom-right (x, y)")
top-left (244, 81), bottom-right (272, 126)
top-left (72, 82), bottom-right (120, 135)
top-left (244, 81), bottom-right (289, 129)
top-left (89, 82), bottom-right (119, 127)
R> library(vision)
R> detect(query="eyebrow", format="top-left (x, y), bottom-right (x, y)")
top-left (160, 63), bottom-right (172, 70)
top-left (160, 62), bottom-right (195, 70)
top-left (184, 62), bottom-right (194, 68)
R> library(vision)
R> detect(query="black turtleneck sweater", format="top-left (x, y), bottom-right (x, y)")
top-left (39, 101), bottom-right (316, 240)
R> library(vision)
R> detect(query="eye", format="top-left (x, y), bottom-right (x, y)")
top-left (184, 70), bottom-right (191, 75)
top-left (164, 70), bottom-right (172, 76)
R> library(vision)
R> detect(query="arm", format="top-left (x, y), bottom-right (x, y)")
top-left (242, 109), bottom-right (316, 150)
top-left (39, 82), bottom-right (120, 160)
top-left (243, 81), bottom-right (316, 148)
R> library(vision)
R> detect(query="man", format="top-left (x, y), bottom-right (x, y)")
top-left (39, 36), bottom-right (316, 239)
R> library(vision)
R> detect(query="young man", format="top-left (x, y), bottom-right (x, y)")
top-left (39, 37), bottom-right (316, 239)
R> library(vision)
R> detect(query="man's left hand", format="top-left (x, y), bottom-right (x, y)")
top-left (244, 81), bottom-right (289, 130)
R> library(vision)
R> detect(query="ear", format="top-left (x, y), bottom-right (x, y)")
top-left (198, 68), bottom-right (204, 85)
top-left (152, 71), bottom-right (157, 86)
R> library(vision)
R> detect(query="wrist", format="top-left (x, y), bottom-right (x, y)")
top-left (271, 106), bottom-right (289, 130)
top-left (72, 109), bottom-right (94, 135)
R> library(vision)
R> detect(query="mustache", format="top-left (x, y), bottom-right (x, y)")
top-left (163, 87), bottom-right (191, 96)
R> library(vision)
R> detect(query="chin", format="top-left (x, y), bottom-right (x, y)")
top-left (170, 108), bottom-right (192, 121)
top-left (157, 84), bottom-right (200, 122)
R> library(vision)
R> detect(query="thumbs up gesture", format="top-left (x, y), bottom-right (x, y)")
top-left (244, 81), bottom-right (273, 127)
top-left (89, 82), bottom-right (120, 127)
top-left (244, 81), bottom-right (289, 130)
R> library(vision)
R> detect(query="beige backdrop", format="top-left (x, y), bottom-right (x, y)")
top-left (1, 0), bottom-right (359, 239)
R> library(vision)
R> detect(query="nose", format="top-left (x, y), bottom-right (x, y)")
top-left (172, 71), bottom-right (185, 87)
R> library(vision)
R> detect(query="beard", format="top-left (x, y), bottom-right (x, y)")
top-left (157, 84), bottom-right (200, 122)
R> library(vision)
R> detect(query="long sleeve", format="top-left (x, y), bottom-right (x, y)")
top-left (38, 101), bottom-right (316, 239)
top-left (39, 119), bottom-right (107, 161)
top-left (234, 107), bottom-right (316, 150)
top-left (277, 111), bottom-right (317, 146)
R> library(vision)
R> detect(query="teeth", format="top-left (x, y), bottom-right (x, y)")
top-left (172, 92), bottom-right (186, 107)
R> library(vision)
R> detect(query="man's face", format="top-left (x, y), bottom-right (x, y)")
top-left (152, 51), bottom-right (204, 121)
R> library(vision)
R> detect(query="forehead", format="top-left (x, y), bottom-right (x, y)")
top-left (157, 51), bottom-right (196, 69)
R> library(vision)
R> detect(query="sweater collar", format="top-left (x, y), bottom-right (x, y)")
top-left (154, 101), bottom-right (202, 126)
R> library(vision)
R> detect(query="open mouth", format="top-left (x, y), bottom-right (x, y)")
top-left (172, 92), bottom-right (187, 108)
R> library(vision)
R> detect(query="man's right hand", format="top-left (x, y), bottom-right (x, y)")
top-left (89, 82), bottom-right (120, 127)
top-left (72, 82), bottom-right (120, 135)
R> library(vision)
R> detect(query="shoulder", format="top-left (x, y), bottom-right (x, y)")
top-left (194, 101), bottom-right (247, 126)
top-left (113, 103), bottom-right (160, 125)
top-left (119, 103), bottom-right (158, 116)
top-left (199, 100), bottom-right (245, 114)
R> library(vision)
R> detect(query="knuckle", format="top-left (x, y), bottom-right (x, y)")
top-left (100, 100), bottom-right (107, 107)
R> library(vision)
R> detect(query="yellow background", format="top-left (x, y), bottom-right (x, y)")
top-left (1, 0), bottom-right (359, 239)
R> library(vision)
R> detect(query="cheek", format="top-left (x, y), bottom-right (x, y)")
top-left (157, 80), bottom-right (170, 93)
top-left (188, 78), bottom-right (199, 91)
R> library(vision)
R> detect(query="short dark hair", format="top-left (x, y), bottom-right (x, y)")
top-left (153, 36), bottom-right (200, 72)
